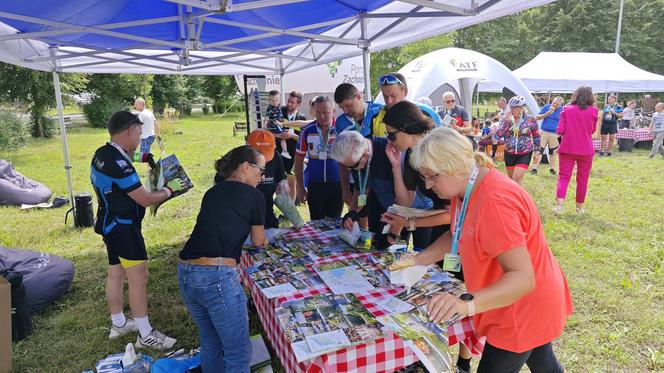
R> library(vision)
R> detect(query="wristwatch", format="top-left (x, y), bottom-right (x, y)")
top-left (408, 218), bottom-right (417, 232)
top-left (460, 293), bottom-right (476, 317)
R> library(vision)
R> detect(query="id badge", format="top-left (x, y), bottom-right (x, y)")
top-left (319, 151), bottom-right (327, 160)
top-left (442, 253), bottom-right (461, 272)
top-left (442, 114), bottom-right (453, 126)
top-left (357, 193), bottom-right (367, 207)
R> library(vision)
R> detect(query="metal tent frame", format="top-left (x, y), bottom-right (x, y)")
top-left (0, 0), bottom-right (556, 216)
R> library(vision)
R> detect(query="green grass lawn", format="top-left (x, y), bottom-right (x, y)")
top-left (1, 114), bottom-right (663, 372)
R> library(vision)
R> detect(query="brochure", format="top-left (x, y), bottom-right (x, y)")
top-left (316, 266), bottom-right (375, 295)
top-left (147, 154), bottom-right (193, 216)
top-left (277, 293), bottom-right (383, 362)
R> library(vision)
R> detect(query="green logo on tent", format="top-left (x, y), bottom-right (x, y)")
top-left (327, 60), bottom-right (342, 78)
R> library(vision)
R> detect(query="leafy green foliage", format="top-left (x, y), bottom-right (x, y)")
top-left (0, 109), bottom-right (29, 150)
top-left (0, 64), bottom-right (87, 138)
top-left (86, 74), bottom-right (153, 106)
top-left (151, 74), bottom-right (201, 116)
top-left (81, 96), bottom-right (127, 128)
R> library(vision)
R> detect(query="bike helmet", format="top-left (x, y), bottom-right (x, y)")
top-left (507, 96), bottom-right (527, 108)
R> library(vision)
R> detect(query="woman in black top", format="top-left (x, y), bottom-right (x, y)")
top-left (381, 101), bottom-right (451, 245)
top-left (178, 145), bottom-right (266, 373)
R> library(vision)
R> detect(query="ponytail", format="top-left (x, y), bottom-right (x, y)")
top-left (214, 145), bottom-right (261, 183)
top-left (473, 151), bottom-right (494, 169)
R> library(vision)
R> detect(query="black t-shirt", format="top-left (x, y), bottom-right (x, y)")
top-left (90, 143), bottom-right (145, 235)
top-left (180, 181), bottom-right (265, 261)
top-left (403, 149), bottom-right (449, 210)
top-left (257, 150), bottom-right (286, 228)
top-left (350, 137), bottom-right (394, 209)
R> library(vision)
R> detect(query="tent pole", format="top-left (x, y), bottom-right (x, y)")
top-left (360, 15), bottom-right (371, 101)
top-left (52, 70), bottom-right (75, 215)
top-left (615, 0), bottom-right (624, 53)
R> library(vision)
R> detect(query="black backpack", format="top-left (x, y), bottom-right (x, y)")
top-left (0, 268), bottom-right (33, 341)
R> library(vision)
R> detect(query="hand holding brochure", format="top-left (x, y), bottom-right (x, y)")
top-left (147, 154), bottom-right (193, 216)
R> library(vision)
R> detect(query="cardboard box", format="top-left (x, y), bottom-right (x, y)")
top-left (0, 276), bottom-right (11, 373)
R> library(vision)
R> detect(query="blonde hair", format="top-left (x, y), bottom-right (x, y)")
top-left (410, 127), bottom-right (493, 177)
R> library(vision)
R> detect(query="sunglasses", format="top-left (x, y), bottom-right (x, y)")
top-left (386, 129), bottom-right (400, 142)
top-left (378, 74), bottom-right (405, 87)
top-left (249, 163), bottom-right (265, 175)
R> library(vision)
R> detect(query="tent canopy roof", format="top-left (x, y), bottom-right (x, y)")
top-left (481, 51), bottom-right (664, 93)
top-left (0, 0), bottom-right (555, 75)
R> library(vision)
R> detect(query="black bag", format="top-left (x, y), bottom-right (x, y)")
top-left (0, 268), bottom-right (33, 341)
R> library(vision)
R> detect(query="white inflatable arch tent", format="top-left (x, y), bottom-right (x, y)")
top-left (376, 47), bottom-right (540, 116)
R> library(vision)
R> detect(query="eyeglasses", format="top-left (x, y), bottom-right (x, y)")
top-left (419, 173), bottom-right (439, 185)
top-left (250, 163), bottom-right (265, 175)
top-left (386, 129), bottom-right (400, 142)
top-left (445, 99), bottom-right (456, 104)
top-left (378, 74), bottom-right (405, 87)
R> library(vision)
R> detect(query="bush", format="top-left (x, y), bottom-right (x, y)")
top-left (30, 116), bottom-right (55, 138)
top-left (0, 109), bottom-right (29, 151)
top-left (82, 97), bottom-right (127, 128)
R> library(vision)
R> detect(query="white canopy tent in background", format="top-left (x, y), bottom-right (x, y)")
top-left (0, 0), bottom-right (557, 213)
top-left (375, 47), bottom-right (540, 116)
top-left (234, 55), bottom-right (365, 115)
top-left (479, 52), bottom-right (664, 93)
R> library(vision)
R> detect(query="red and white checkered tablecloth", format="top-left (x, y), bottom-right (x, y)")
top-left (280, 224), bottom-right (332, 243)
top-left (593, 139), bottom-right (602, 151)
top-left (617, 128), bottom-right (655, 142)
top-left (240, 249), bottom-right (485, 371)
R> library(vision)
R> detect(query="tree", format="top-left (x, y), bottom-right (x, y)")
top-left (202, 75), bottom-right (238, 113)
top-left (0, 63), bottom-right (88, 137)
top-left (370, 34), bottom-right (454, 95)
top-left (86, 74), bottom-right (153, 105)
top-left (151, 74), bottom-right (187, 114)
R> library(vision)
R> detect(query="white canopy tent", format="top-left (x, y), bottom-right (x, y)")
top-left (234, 55), bottom-right (365, 112)
top-left (375, 47), bottom-right (540, 116)
top-left (479, 52), bottom-right (664, 93)
top-left (0, 0), bottom-right (557, 213)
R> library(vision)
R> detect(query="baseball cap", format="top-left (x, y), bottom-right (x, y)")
top-left (247, 129), bottom-right (276, 162)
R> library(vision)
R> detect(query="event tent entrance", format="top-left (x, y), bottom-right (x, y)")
top-left (375, 47), bottom-right (540, 116)
top-left (479, 52), bottom-right (664, 93)
top-left (0, 0), bottom-right (556, 215)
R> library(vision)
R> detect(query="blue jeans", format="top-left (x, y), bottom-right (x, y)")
top-left (140, 136), bottom-right (155, 153)
top-left (178, 263), bottom-right (251, 373)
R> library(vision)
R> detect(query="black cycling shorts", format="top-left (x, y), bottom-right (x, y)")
top-left (601, 122), bottom-right (618, 135)
top-left (103, 225), bottom-right (147, 267)
top-left (504, 152), bottom-right (533, 169)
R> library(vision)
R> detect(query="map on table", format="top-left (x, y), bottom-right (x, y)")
top-left (316, 266), bottom-right (375, 295)
top-left (276, 293), bottom-right (383, 362)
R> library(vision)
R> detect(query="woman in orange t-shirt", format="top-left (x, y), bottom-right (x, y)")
top-left (399, 126), bottom-right (573, 372)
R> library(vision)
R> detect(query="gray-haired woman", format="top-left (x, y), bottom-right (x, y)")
top-left (331, 130), bottom-right (396, 249)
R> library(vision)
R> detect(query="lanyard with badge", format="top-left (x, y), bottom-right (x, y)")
top-left (443, 166), bottom-right (479, 272)
top-left (316, 124), bottom-right (332, 160)
top-left (357, 161), bottom-right (371, 207)
top-left (110, 142), bottom-right (134, 164)
top-left (604, 104), bottom-right (616, 121)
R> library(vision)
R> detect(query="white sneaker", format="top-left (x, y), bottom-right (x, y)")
top-left (281, 151), bottom-right (292, 159)
top-left (135, 329), bottom-right (177, 350)
top-left (108, 318), bottom-right (138, 339)
top-left (553, 205), bottom-right (564, 216)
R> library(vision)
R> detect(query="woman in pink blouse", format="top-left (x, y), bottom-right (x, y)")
top-left (554, 86), bottom-right (598, 215)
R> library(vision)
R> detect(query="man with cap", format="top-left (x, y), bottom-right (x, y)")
top-left (91, 111), bottom-right (184, 350)
top-left (245, 129), bottom-right (288, 228)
